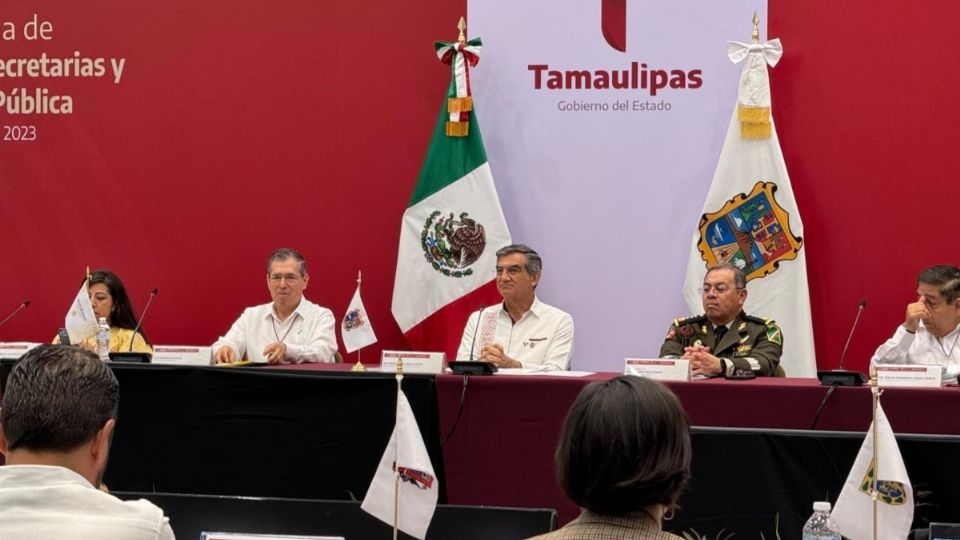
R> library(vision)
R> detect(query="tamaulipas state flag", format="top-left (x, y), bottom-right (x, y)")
top-left (391, 36), bottom-right (511, 333)
top-left (361, 386), bottom-right (438, 539)
top-left (681, 36), bottom-right (817, 377)
top-left (832, 400), bottom-right (914, 540)
top-left (64, 280), bottom-right (99, 344)
top-left (341, 285), bottom-right (377, 353)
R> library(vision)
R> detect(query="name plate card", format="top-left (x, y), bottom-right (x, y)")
top-left (152, 345), bottom-right (212, 365)
top-left (876, 364), bottom-right (942, 388)
top-left (380, 350), bottom-right (445, 374)
top-left (624, 358), bottom-right (690, 382)
top-left (0, 342), bottom-right (41, 360)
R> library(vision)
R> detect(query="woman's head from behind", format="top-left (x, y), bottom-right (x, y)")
top-left (556, 375), bottom-right (692, 515)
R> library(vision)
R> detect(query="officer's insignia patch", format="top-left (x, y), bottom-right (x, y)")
top-left (679, 324), bottom-right (696, 338)
top-left (858, 460), bottom-right (908, 505)
top-left (766, 325), bottom-right (782, 346)
top-left (696, 181), bottom-right (802, 282)
top-left (421, 211), bottom-right (486, 277)
top-left (736, 344), bottom-right (752, 355)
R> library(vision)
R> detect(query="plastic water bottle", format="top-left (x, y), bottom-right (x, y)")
top-left (96, 317), bottom-right (111, 361)
top-left (802, 501), bottom-right (841, 540)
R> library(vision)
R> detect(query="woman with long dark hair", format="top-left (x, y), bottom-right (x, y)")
top-left (55, 270), bottom-right (152, 355)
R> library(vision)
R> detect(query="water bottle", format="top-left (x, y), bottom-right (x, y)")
top-left (96, 317), bottom-right (111, 361)
top-left (802, 501), bottom-right (841, 540)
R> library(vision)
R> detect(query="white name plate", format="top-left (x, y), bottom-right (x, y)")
top-left (153, 345), bottom-right (212, 365)
top-left (876, 364), bottom-right (942, 388)
top-left (624, 358), bottom-right (690, 381)
top-left (380, 350), bottom-right (445, 374)
top-left (0, 342), bottom-right (41, 359)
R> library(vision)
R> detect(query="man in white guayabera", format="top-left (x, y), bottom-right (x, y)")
top-left (456, 244), bottom-right (574, 371)
top-left (213, 248), bottom-right (338, 365)
top-left (872, 264), bottom-right (960, 379)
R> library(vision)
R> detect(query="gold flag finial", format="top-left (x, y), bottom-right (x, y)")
top-left (86, 266), bottom-right (91, 283)
top-left (457, 16), bottom-right (466, 45)
top-left (751, 11), bottom-right (760, 42)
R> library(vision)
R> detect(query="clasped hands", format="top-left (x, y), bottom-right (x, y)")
top-left (478, 343), bottom-right (522, 369)
top-left (683, 344), bottom-right (723, 376)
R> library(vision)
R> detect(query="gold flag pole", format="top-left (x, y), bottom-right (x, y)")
top-left (392, 356), bottom-right (404, 540)
top-left (870, 366), bottom-right (879, 540)
top-left (350, 270), bottom-right (367, 372)
top-left (751, 11), bottom-right (760, 43)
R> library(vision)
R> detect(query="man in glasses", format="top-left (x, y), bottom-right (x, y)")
top-left (212, 248), bottom-right (338, 364)
top-left (659, 263), bottom-right (783, 377)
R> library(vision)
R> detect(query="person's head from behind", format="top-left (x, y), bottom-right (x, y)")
top-left (0, 345), bottom-right (119, 486)
top-left (916, 264), bottom-right (960, 337)
top-left (556, 375), bottom-right (691, 518)
top-left (87, 269), bottom-right (140, 333)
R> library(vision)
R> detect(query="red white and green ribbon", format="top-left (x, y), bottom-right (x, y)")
top-left (435, 37), bottom-right (482, 135)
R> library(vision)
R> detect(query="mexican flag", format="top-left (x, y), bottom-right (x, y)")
top-left (392, 36), bottom-right (511, 333)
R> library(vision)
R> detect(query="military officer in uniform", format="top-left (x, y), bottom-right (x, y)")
top-left (660, 263), bottom-right (783, 377)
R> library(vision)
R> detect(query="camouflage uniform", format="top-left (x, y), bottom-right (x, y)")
top-left (658, 311), bottom-right (784, 377)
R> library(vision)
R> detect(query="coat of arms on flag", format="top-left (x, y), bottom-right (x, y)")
top-left (421, 211), bottom-right (486, 278)
top-left (695, 181), bottom-right (802, 281)
top-left (857, 460), bottom-right (908, 505)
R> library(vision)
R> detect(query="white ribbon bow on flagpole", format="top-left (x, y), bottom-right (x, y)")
top-left (726, 39), bottom-right (783, 67)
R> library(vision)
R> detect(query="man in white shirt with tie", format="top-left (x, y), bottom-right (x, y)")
top-left (213, 248), bottom-right (338, 364)
top-left (456, 244), bottom-right (574, 371)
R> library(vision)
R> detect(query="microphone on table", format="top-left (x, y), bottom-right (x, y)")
top-left (813, 298), bottom-right (867, 428)
top-left (450, 304), bottom-right (498, 375)
top-left (0, 299), bottom-right (30, 330)
top-left (816, 298), bottom-right (868, 386)
top-left (468, 304), bottom-right (487, 362)
top-left (109, 288), bottom-right (158, 363)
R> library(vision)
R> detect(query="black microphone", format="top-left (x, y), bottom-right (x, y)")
top-left (838, 298), bottom-right (867, 371)
top-left (109, 288), bottom-right (157, 363)
top-left (0, 299), bottom-right (30, 329)
top-left (816, 298), bottom-right (867, 386)
top-left (450, 304), bottom-right (498, 375)
top-left (468, 304), bottom-right (487, 362)
top-left (128, 288), bottom-right (158, 352)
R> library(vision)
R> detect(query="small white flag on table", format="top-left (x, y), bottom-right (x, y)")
top-left (832, 400), bottom-right (914, 540)
top-left (361, 387), bottom-right (438, 539)
top-left (341, 284), bottom-right (377, 353)
top-left (64, 281), bottom-right (98, 344)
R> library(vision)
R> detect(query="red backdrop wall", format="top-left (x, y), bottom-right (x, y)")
top-left (1, 0), bottom-right (957, 372)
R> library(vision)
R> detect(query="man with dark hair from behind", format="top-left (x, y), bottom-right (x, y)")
top-left (872, 264), bottom-right (960, 378)
top-left (528, 375), bottom-right (691, 539)
top-left (0, 344), bottom-right (174, 539)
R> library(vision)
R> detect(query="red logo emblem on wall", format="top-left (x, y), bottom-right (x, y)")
top-left (601, 0), bottom-right (627, 52)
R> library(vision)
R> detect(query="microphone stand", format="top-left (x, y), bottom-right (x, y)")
top-left (817, 300), bottom-right (868, 386)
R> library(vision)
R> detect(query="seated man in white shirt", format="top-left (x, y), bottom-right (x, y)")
top-left (872, 264), bottom-right (960, 377)
top-left (0, 345), bottom-right (175, 540)
top-left (456, 244), bottom-right (574, 371)
top-left (213, 248), bottom-right (338, 364)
